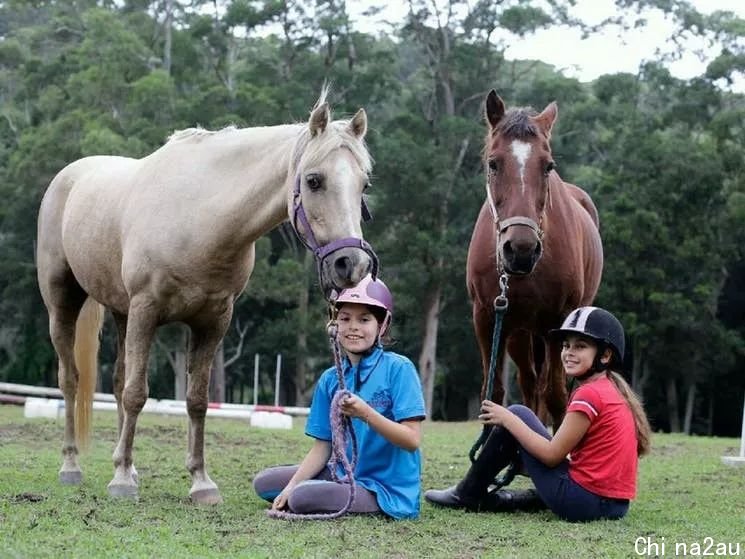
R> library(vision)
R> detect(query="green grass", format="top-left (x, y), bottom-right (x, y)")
top-left (1, 405), bottom-right (743, 559)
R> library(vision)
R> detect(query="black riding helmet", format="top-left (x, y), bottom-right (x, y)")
top-left (550, 306), bottom-right (625, 371)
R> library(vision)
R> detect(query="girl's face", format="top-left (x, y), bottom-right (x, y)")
top-left (336, 303), bottom-right (381, 355)
top-left (561, 334), bottom-right (599, 378)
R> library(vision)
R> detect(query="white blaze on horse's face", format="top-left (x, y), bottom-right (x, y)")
top-left (510, 140), bottom-right (532, 195)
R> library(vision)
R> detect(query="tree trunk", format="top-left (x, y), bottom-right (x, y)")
top-left (683, 381), bottom-right (696, 435)
top-left (209, 341), bottom-right (225, 403)
top-left (418, 278), bottom-right (442, 417)
top-left (631, 338), bottom-right (651, 394)
top-left (666, 377), bottom-right (681, 432)
top-left (163, 0), bottom-right (173, 74)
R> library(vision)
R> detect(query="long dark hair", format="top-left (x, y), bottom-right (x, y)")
top-left (606, 370), bottom-right (652, 456)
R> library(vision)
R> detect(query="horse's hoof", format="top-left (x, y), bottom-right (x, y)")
top-left (59, 470), bottom-right (82, 485)
top-left (190, 488), bottom-right (223, 505)
top-left (107, 483), bottom-right (139, 499)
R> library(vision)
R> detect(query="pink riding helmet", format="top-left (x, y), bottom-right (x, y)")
top-left (334, 274), bottom-right (394, 337)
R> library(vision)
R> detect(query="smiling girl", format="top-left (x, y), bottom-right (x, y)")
top-left (425, 306), bottom-right (652, 522)
top-left (253, 275), bottom-right (426, 519)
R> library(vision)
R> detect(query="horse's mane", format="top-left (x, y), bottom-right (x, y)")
top-left (166, 125), bottom-right (238, 143)
top-left (494, 107), bottom-right (540, 140)
top-left (165, 89), bottom-right (372, 175)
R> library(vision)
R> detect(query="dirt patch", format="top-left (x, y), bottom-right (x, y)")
top-left (11, 493), bottom-right (46, 503)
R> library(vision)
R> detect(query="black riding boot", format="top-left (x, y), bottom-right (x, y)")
top-left (425, 426), bottom-right (518, 511)
top-left (480, 488), bottom-right (547, 512)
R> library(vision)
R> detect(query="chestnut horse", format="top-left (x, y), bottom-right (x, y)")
top-left (467, 90), bottom-right (603, 425)
top-left (36, 91), bottom-right (377, 503)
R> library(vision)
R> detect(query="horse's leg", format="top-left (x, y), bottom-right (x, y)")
top-left (110, 311), bottom-right (138, 483)
top-left (111, 312), bottom-right (127, 437)
top-left (108, 297), bottom-right (157, 499)
top-left (48, 289), bottom-right (87, 484)
top-left (185, 310), bottom-right (232, 504)
top-left (540, 335), bottom-right (567, 428)
top-left (473, 302), bottom-right (505, 404)
top-left (506, 331), bottom-right (539, 413)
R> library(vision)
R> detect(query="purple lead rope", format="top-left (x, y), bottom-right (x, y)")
top-left (267, 322), bottom-right (358, 520)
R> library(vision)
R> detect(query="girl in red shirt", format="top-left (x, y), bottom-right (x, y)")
top-left (425, 306), bottom-right (652, 522)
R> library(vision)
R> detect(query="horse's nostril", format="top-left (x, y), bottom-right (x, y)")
top-left (334, 256), bottom-right (353, 280)
top-left (503, 241), bottom-right (514, 258)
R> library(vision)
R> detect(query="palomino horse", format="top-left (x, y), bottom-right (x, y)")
top-left (36, 92), bottom-right (377, 504)
top-left (467, 90), bottom-right (603, 425)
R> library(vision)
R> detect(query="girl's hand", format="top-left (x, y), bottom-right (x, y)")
top-left (272, 488), bottom-right (290, 510)
top-left (340, 394), bottom-right (372, 422)
top-left (478, 399), bottom-right (508, 426)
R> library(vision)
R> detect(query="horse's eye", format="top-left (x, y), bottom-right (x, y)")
top-left (306, 173), bottom-right (323, 191)
top-left (488, 160), bottom-right (498, 173)
top-left (363, 181), bottom-right (372, 191)
top-left (545, 161), bottom-right (556, 175)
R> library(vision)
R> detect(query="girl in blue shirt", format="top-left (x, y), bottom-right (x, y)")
top-left (253, 275), bottom-right (426, 519)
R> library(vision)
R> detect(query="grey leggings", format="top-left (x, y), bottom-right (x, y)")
top-left (253, 465), bottom-right (381, 515)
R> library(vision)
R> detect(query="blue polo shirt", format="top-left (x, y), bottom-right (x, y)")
top-left (305, 346), bottom-right (426, 519)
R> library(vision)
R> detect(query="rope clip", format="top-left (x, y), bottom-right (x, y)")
top-left (493, 273), bottom-right (509, 311)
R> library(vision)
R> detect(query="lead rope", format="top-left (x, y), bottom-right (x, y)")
top-left (267, 307), bottom-right (358, 520)
top-left (467, 273), bottom-right (519, 490)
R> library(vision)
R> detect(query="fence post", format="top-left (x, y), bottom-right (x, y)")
top-left (253, 353), bottom-right (259, 406)
top-left (274, 354), bottom-right (282, 407)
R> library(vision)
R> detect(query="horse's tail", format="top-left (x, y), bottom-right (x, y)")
top-left (74, 296), bottom-right (105, 451)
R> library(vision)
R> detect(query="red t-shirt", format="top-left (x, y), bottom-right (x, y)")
top-left (566, 375), bottom-right (638, 500)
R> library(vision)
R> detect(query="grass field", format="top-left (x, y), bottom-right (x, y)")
top-left (1, 405), bottom-right (743, 559)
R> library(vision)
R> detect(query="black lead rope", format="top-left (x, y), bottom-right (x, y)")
top-left (467, 274), bottom-right (519, 490)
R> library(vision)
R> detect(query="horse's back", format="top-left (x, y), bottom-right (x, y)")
top-left (37, 156), bottom-right (138, 308)
top-left (561, 180), bottom-right (603, 304)
top-left (40, 156), bottom-right (137, 222)
top-left (563, 181), bottom-right (600, 229)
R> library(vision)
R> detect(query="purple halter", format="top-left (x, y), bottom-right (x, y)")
top-left (290, 174), bottom-right (379, 285)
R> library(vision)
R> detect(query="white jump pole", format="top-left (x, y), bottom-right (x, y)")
top-left (722, 391), bottom-right (745, 467)
top-left (253, 353), bottom-right (259, 406)
top-left (274, 353), bottom-right (282, 407)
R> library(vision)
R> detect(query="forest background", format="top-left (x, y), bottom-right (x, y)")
top-left (1, 0), bottom-right (743, 436)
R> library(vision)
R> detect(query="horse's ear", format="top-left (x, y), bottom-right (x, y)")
top-left (485, 90), bottom-right (505, 128)
top-left (535, 101), bottom-right (558, 136)
top-left (309, 102), bottom-right (330, 136)
top-left (348, 108), bottom-right (367, 139)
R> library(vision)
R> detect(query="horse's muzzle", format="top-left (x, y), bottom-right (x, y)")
top-left (502, 238), bottom-right (543, 275)
top-left (320, 245), bottom-right (377, 297)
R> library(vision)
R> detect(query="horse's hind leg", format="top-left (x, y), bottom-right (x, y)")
top-left (185, 309), bottom-right (232, 505)
top-left (108, 296), bottom-right (156, 499)
top-left (110, 311), bottom-right (137, 483)
top-left (45, 281), bottom-right (87, 484)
